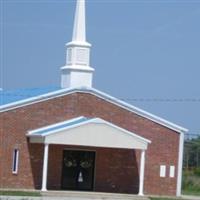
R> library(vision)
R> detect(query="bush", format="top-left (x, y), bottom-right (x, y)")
top-left (182, 169), bottom-right (200, 195)
top-left (194, 167), bottom-right (200, 177)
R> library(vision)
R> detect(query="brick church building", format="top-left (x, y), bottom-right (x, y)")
top-left (0, 0), bottom-right (188, 197)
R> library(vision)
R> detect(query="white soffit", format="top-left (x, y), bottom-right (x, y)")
top-left (0, 87), bottom-right (188, 133)
top-left (27, 117), bottom-right (151, 150)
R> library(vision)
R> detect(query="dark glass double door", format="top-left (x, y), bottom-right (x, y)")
top-left (61, 150), bottom-right (95, 191)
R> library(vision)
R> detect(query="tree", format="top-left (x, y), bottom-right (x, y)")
top-left (183, 136), bottom-right (200, 169)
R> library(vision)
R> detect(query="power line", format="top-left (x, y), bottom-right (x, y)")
top-left (122, 98), bottom-right (200, 102)
top-left (185, 133), bottom-right (200, 136)
top-left (1, 93), bottom-right (200, 102)
top-left (185, 134), bottom-right (200, 140)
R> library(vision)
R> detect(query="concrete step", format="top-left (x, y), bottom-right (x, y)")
top-left (42, 191), bottom-right (150, 200)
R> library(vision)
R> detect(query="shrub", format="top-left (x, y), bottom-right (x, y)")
top-left (194, 167), bottom-right (200, 177)
top-left (182, 169), bottom-right (200, 195)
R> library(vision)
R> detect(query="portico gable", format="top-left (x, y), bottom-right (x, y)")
top-left (27, 116), bottom-right (150, 150)
top-left (27, 116), bottom-right (151, 195)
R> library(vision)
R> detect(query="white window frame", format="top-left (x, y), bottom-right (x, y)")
top-left (169, 165), bottom-right (175, 178)
top-left (160, 165), bottom-right (166, 177)
top-left (12, 149), bottom-right (19, 174)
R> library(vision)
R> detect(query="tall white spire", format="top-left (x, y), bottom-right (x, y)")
top-left (72, 0), bottom-right (86, 42)
top-left (60, 0), bottom-right (94, 89)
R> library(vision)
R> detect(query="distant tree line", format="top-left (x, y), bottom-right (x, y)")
top-left (183, 135), bottom-right (200, 169)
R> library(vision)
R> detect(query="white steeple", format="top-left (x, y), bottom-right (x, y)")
top-left (72, 0), bottom-right (86, 42)
top-left (61, 0), bottom-right (94, 89)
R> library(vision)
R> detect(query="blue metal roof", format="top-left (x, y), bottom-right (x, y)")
top-left (29, 117), bottom-right (90, 136)
top-left (0, 86), bottom-right (60, 106)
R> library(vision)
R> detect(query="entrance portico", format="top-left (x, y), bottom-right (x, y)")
top-left (27, 117), bottom-right (151, 196)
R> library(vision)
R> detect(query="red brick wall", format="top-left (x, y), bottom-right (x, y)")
top-left (0, 92), bottom-right (180, 195)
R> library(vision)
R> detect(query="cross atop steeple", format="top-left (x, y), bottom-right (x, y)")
top-left (60, 0), bottom-right (94, 89)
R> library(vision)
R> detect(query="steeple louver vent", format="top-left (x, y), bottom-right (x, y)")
top-left (61, 0), bottom-right (94, 89)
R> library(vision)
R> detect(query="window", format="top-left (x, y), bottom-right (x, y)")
top-left (160, 165), bottom-right (166, 177)
top-left (12, 149), bottom-right (19, 174)
top-left (169, 166), bottom-right (175, 178)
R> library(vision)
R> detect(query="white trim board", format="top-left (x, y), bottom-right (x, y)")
top-left (28, 118), bottom-right (151, 150)
top-left (177, 131), bottom-right (185, 196)
top-left (28, 117), bottom-right (151, 145)
top-left (0, 87), bottom-right (188, 133)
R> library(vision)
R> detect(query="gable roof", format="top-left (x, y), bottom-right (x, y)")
top-left (28, 116), bottom-right (89, 136)
top-left (0, 86), bottom-right (188, 133)
top-left (27, 116), bottom-right (151, 149)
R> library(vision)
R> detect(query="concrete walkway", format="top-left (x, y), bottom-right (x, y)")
top-left (0, 197), bottom-right (151, 200)
top-left (42, 191), bottom-right (149, 199)
top-left (1, 192), bottom-right (200, 200)
top-left (0, 191), bottom-right (149, 200)
top-left (0, 196), bottom-right (149, 200)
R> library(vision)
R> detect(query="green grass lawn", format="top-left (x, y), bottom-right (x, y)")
top-left (182, 190), bottom-right (200, 196)
top-left (0, 190), bottom-right (41, 196)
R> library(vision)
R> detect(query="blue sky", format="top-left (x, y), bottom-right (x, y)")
top-left (1, 0), bottom-right (200, 135)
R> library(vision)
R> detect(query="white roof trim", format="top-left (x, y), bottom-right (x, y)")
top-left (27, 117), bottom-right (151, 145)
top-left (28, 116), bottom-right (84, 134)
top-left (0, 87), bottom-right (188, 133)
top-left (96, 118), bottom-right (151, 144)
top-left (27, 117), bottom-right (151, 149)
